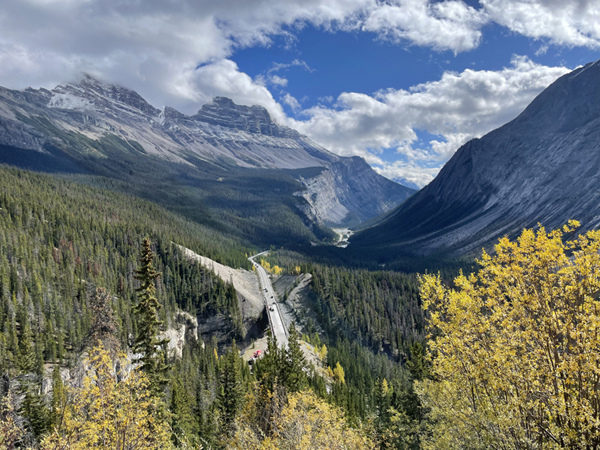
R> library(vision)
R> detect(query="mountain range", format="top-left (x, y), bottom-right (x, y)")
top-left (0, 74), bottom-right (414, 238)
top-left (353, 59), bottom-right (600, 259)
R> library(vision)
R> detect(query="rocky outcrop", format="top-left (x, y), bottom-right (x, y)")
top-left (297, 157), bottom-right (413, 226)
top-left (354, 59), bottom-right (600, 256)
top-left (193, 96), bottom-right (299, 138)
top-left (0, 76), bottom-right (414, 227)
top-left (163, 310), bottom-right (199, 359)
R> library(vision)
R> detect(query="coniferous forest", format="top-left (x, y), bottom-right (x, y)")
top-left (0, 165), bottom-right (428, 448)
top-left (3, 157), bottom-right (600, 449)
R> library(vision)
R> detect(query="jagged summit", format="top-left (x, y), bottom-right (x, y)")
top-left (49, 74), bottom-right (161, 116)
top-left (353, 58), bottom-right (600, 256)
top-left (194, 96), bottom-right (299, 137)
top-left (48, 74), bottom-right (299, 138)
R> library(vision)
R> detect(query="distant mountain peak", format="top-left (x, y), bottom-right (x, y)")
top-left (194, 96), bottom-right (289, 136)
top-left (49, 74), bottom-right (161, 116)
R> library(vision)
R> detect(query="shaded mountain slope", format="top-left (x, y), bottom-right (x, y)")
top-left (353, 60), bottom-right (600, 257)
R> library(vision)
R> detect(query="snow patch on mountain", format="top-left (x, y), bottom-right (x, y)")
top-left (48, 93), bottom-right (95, 111)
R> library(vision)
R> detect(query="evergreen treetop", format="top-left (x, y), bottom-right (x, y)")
top-left (133, 237), bottom-right (170, 393)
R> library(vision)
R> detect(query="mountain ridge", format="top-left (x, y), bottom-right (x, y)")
top-left (0, 74), bottom-right (415, 228)
top-left (353, 59), bottom-right (600, 257)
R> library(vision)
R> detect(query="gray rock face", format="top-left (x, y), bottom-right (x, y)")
top-left (297, 157), bottom-right (410, 226)
top-left (194, 96), bottom-right (299, 137)
top-left (0, 76), bottom-right (414, 226)
top-left (355, 59), bottom-right (600, 256)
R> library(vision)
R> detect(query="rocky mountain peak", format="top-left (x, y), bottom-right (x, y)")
top-left (194, 96), bottom-right (295, 137)
top-left (50, 74), bottom-right (160, 116)
top-left (0, 76), bottom-right (415, 228)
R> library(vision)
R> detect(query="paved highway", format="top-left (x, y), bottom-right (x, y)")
top-left (249, 251), bottom-right (288, 348)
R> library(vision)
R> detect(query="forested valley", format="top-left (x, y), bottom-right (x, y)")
top-left (0, 166), bottom-right (429, 448)
top-left (2, 160), bottom-right (600, 450)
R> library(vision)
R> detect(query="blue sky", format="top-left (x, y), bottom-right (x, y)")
top-left (1, 0), bottom-right (599, 187)
top-left (235, 22), bottom-right (595, 113)
top-left (232, 21), bottom-right (598, 187)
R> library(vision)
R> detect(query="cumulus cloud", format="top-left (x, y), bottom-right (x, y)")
top-left (0, 0), bottom-right (597, 188)
top-left (188, 59), bottom-right (288, 121)
top-left (0, 0), bottom-right (596, 116)
top-left (281, 93), bottom-right (302, 112)
top-left (482, 0), bottom-right (600, 48)
top-left (292, 57), bottom-right (570, 187)
top-left (363, 0), bottom-right (486, 52)
top-left (0, 0), bottom-right (368, 113)
top-left (373, 163), bottom-right (440, 189)
top-left (270, 75), bottom-right (289, 87)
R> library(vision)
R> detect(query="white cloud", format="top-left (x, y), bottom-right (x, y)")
top-left (0, 0), bottom-right (368, 113)
top-left (189, 59), bottom-right (287, 122)
top-left (363, 0), bottom-right (486, 52)
top-left (292, 57), bottom-right (570, 187)
top-left (482, 0), bottom-right (600, 48)
top-left (269, 59), bottom-right (315, 74)
top-left (270, 75), bottom-right (289, 87)
top-left (282, 93), bottom-right (302, 112)
top-left (0, 0), bottom-right (597, 189)
top-left (0, 0), bottom-right (597, 118)
top-left (374, 163), bottom-right (440, 189)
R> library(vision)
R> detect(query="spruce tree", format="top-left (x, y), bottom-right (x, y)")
top-left (217, 341), bottom-right (243, 435)
top-left (133, 237), bottom-right (170, 393)
top-left (170, 375), bottom-right (199, 447)
top-left (50, 365), bottom-right (66, 428)
top-left (17, 306), bottom-right (36, 374)
top-left (283, 323), bottom-right (306, 392)
top-left (255, 331), bottom-right (282, 391)
top-left (21, 388), bottom-right (50, 439)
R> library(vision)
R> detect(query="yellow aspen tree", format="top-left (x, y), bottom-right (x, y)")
top-left (319, 344), bottom-right (327, 363)
top-left (333, 362), bottom-right (345, 384)
top-left (227, 390), bottom-right (373, 449)
top-left (0, 393), bottom-right (22, 449)
top-left (41, 344), bottom-right (172, 450)
top-left (418, 221), bottom-right (600, 449)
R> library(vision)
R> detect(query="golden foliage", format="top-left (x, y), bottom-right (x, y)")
top-left (41, 344), bottom-right (172, 450)
top-left (318, 344), bottom-right (327, 363)
top-left (227, 390), bottom-right (373, 450)
top-left (333, 362), bottom-right (345, 384)
top-left (0, 393), bottom-right (22, 450)
top-left (418, 222), bottom-right (600, 449)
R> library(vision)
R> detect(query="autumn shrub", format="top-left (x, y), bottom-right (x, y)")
top-left (227, 389), bottom-right (374, 449)
top-left (41, 344), bottom-right (172, 450)
top-left (418, 221), bottom-right (600, 449)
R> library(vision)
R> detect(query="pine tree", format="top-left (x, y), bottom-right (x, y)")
top-left (217, 341), bottom-right (243, 435)
top-left (17, 306), bottom-right (36, 374)
top-left (170, 376), bottom-right (199, 448)
top-left (50, 365), bottom-right (66, 428)
top-left (21, 388), bottom-right (50, 439)
top-left (255, 331), bottom-right (282, 392)
top-left (133, 237), bottom-right (170, 393)
top-left (283, 323), bottom-right (306, 392)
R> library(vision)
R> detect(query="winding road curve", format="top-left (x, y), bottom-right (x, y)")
top-left (249, 251), bottom-right (288, 348)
